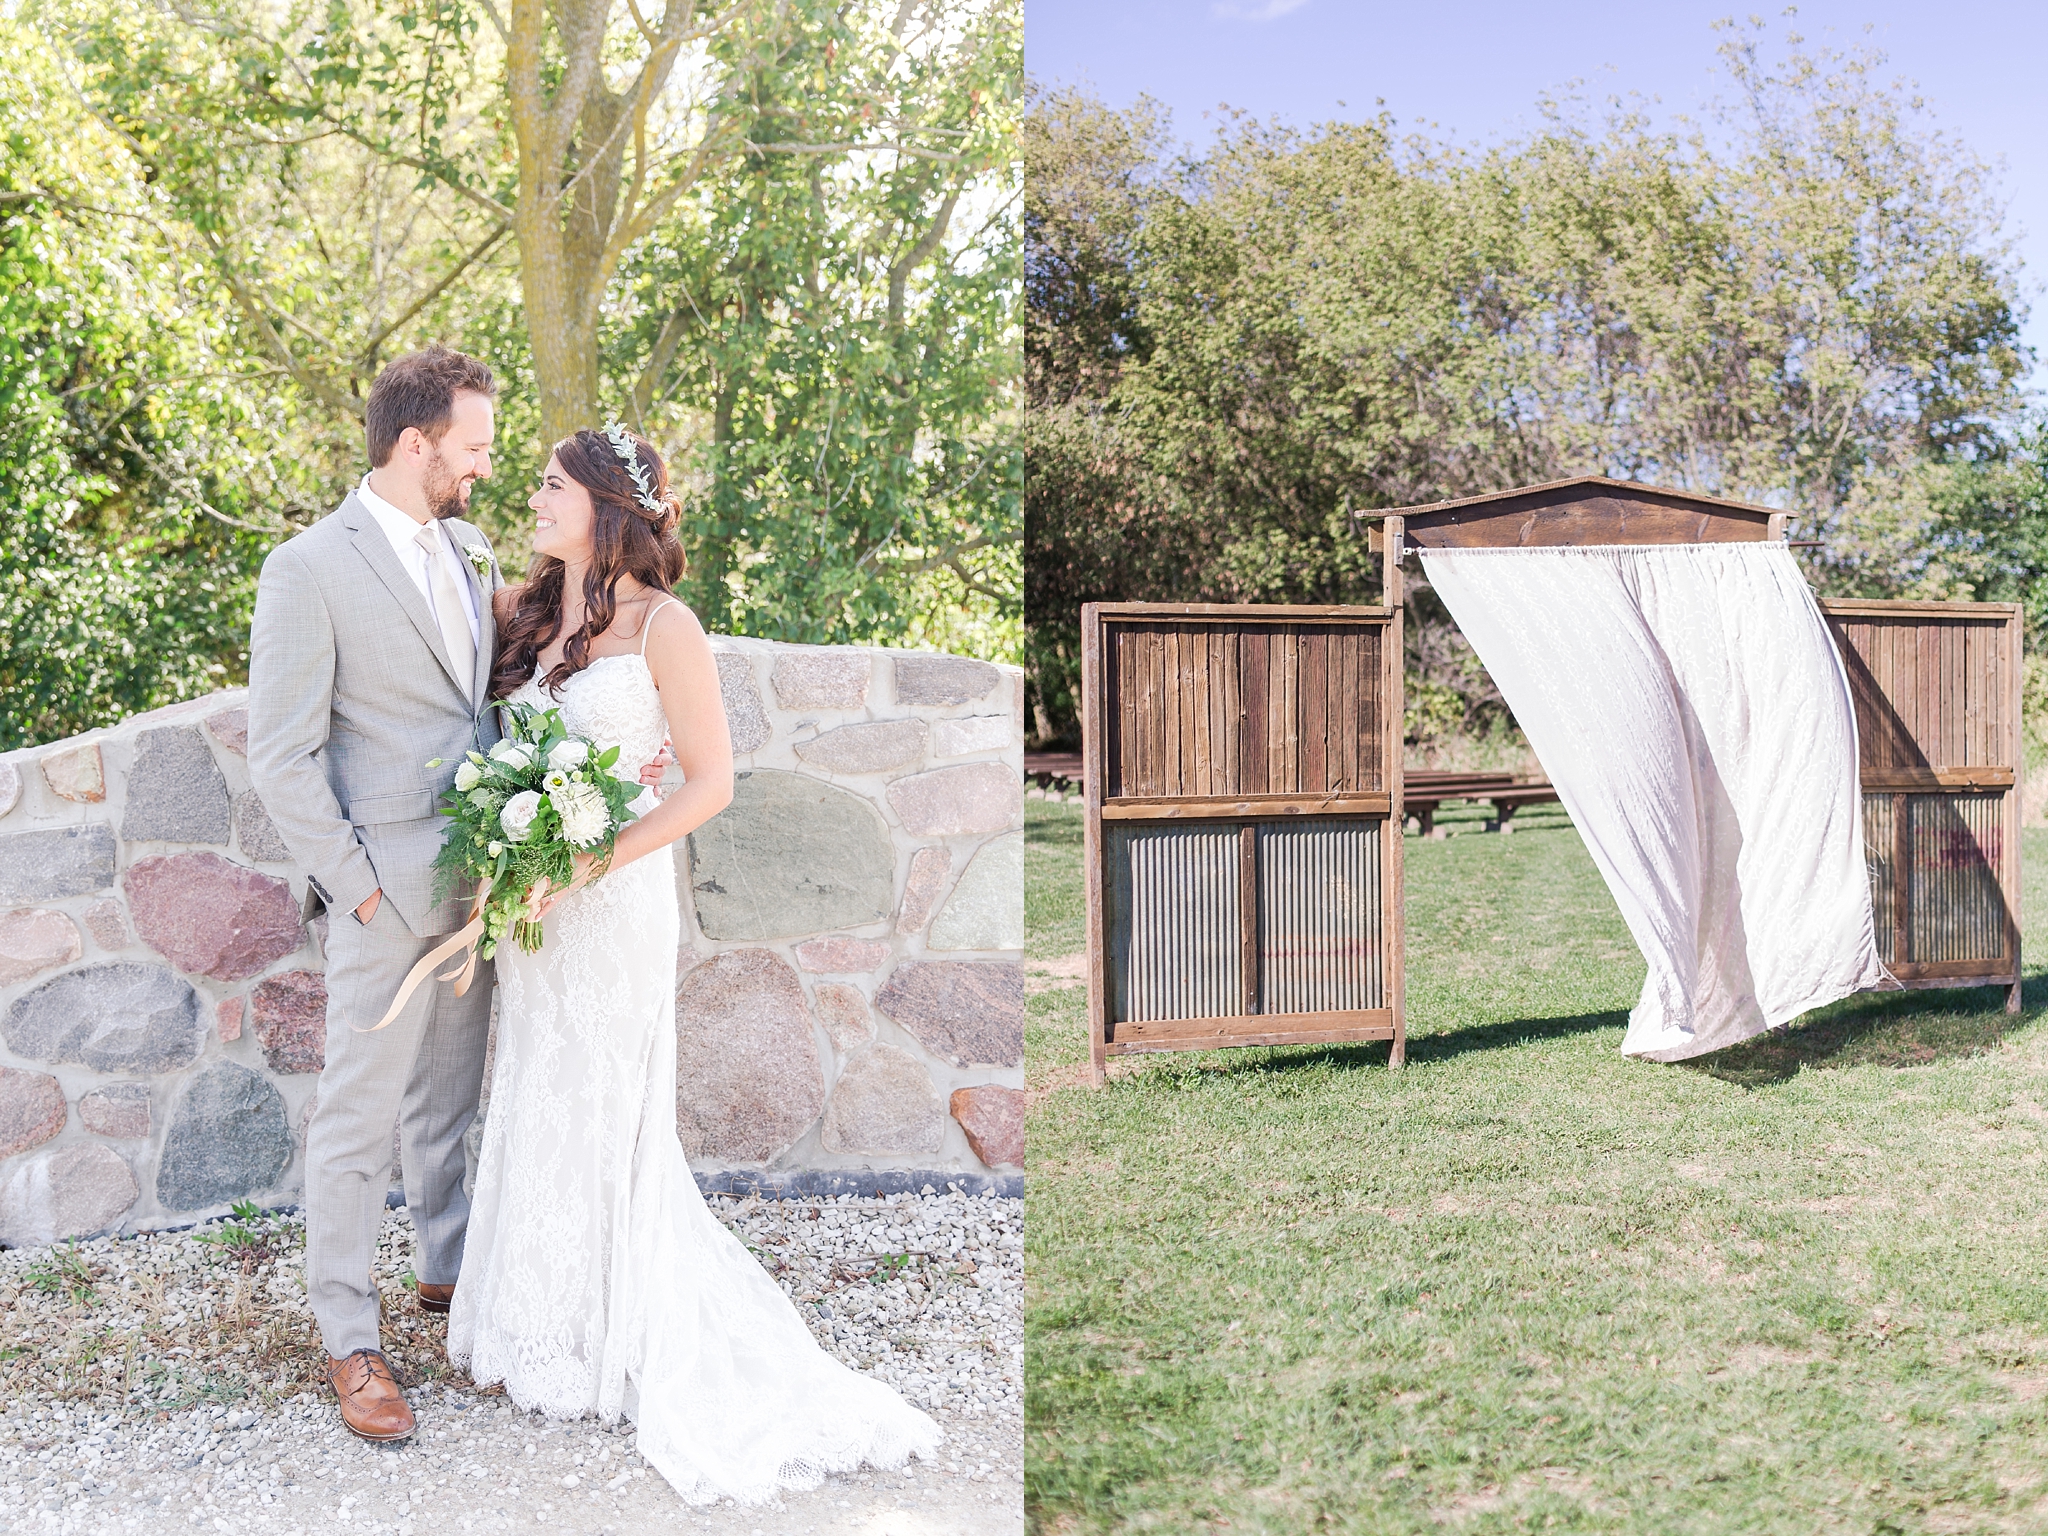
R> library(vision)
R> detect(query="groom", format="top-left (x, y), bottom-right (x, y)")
top-left (248, 345), bottom-right (504, 1441)
top-left (248, 347), bottom-right (664, 1441)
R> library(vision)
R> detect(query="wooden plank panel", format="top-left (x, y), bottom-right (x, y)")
top-left (1108, 1007), bottom-right (1396, 1043)
top-left (1240, 627), bottom-right (1268, 796)
top-left (1165, 626), bottom-right (1185, 797)
top-left (1917, 618), bottom-right (1940, 768)
top-left (1302, 627), bottom-right (1329, 795)
top-left (1102, 794), bottom-right (1393, 820)
top-left (1221, 628), bottom-right (1240, 795)
top-left (1861, 768), bottom-right (2015, 790)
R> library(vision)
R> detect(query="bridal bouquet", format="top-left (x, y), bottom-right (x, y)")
top-left (429, 703), bottom-right (645, 957)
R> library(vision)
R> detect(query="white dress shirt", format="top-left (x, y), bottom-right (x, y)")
top-left (357, 475), bottom-right (481, 645)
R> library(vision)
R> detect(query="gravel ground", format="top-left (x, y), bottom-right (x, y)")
top-left (0, 1192), bottom-right (1022, 1536)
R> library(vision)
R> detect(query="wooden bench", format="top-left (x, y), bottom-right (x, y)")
top-left (1405, 771), bottom-right (1559, 836)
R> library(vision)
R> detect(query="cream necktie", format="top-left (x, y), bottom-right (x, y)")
top-left (415, 522), bottom-right (477, 700)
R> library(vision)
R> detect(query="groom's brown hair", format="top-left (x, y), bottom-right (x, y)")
top-left (365, 345), bottom-right (497, 467)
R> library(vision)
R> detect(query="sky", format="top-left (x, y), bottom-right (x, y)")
top-left (1025, 0), bottom-right (2048, 392)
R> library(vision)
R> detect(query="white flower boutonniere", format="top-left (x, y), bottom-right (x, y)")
top-left (460, 542), bottom-right (495, 584)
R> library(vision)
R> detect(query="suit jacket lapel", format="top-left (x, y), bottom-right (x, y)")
top-left (341, 493), bottom-right (472, 704)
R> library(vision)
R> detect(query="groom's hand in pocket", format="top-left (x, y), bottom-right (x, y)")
top-left (354, 890), bottom-right (382, 925)
top-left (637, 736), bottom-right (674, 790)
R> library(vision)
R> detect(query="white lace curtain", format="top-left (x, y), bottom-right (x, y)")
top-left (1417, 542), bottom-right (1890, 1061)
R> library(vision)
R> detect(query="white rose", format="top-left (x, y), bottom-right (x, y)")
top-left (453, 761), bottom-right (483, 792)
top-left (488, 740), bottom-right (533, 771)
top-left (551, 782), bottom-right (611, 848)
top-left (547, 739), bottom-right (589, 774)
top-left (499, 790), bottom-right (543, 843)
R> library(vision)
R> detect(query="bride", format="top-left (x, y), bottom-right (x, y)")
top-left (447, 424), bottom-right (940, 1502)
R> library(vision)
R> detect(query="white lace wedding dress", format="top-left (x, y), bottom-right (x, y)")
top-left (448, 624), bottom-right (941, 1503)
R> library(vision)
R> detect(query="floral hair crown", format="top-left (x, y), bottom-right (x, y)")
top-left (601, 422), bottom-right (669, 518)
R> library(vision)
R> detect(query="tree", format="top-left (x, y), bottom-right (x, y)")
top-left (0, 18), bottom-right (338, 747)
top-left (1022, 22), bottom-right (2030, 746)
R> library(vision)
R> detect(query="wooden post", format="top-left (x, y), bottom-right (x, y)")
top-left (2006, 605), bottom-right (2025, 1015)
top-left (1767, 511), bottom-right (1788, 543)
top-left (1082, 604), bottom-right (1109, 1084)
top-left (1383, 515), bottom-right (1405, 610)
top-left (1386, 571), bottom-right (1407, 1067)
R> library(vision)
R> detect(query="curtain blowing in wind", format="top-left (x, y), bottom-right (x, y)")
top-left (1418, 542), bottom-right (1891, 1061)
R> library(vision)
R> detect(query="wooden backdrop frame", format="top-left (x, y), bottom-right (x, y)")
top-left (1080, 599), bottom-right (1406, 1084)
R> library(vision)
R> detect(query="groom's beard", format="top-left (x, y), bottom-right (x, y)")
top-left (422, 449), bottom-right (475, 521)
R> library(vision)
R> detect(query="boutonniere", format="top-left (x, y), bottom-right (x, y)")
top-left (460, 542), bottom-right (495, 583)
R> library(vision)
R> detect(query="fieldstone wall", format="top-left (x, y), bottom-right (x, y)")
top-left (0, 638), bottom-right (1024, 1247)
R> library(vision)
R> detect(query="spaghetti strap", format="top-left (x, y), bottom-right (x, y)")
top-left (639, 596), bottom-right (681, 656)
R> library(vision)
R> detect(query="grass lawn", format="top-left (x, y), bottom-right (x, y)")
top-left (1025, 797), bottom-right (2048, 1534)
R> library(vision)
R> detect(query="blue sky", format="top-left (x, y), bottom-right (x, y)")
top-left (1025, 1), bottom-right (2048, 393)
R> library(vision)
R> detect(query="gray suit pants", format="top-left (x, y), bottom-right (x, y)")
top-left (306, 898), bottom-right (493, 1357)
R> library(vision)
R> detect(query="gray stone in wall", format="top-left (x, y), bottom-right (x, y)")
top-left (875, 961), bottom-right (1025, 1067)
top-left (820, 1045), bottom-right (946, 1155)
top-left (156, 1060), bottom-right (293, 1212)
top-left (772, 652), bottom-right (871, 710)
top-left (894, 655), bottom-right (999, 705)
top-left (233, 790), bottom-right (293, 863)
top-left (928, 832), bottom-right (1024, 952)
top-left (4, 962), bottom-right (205, 1073)
top-left (0, 825), bottom-right (117, 902)
top-left (675, 950), bottom-right (827, 1164)
top-left (717, 655), bottom-right (771, 753)
top-left (686, 771), bottom-right (894, 940)
top-left (0, 1065), bottom-right (67, 1157)
top-left (0, 1142), bottom-right (139, 1246)
top-left (120, 726), bottom-right (231, 844)
top-left (0, 760), bottom-right (19, 819)
top-left (793, 719), bottom-right (927, 775)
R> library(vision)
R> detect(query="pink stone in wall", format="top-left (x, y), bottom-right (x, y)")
top-left (0, 1065), bottom-right (67, 1158)
top-left (40, 743), bottom-right (105, 803)
top-left (252, 970), bottom-right (327, 1074)
top-left (793, 936), bottom-right (892, 974)
top-left (217, 995), bottom-right (245, 1043)
top-left (205, 708), bottom-right (250, 756)
top-left (885, 762), bottom-right (1021, 837)
top-left (950, 1085), bottom-right (1023, 1168)
top-left (812, 982), bottom-right (876, 1053)
top-left (0, 907), bottom-right (82, 986)
top-left (82, 899), bottom-right (129, 951)
top-left (895, 847), bottom-right (952, 934)
top-left (125, 852), bottom-right (304, 980)
top-left (78, 1083), bottom-right (150, 1139)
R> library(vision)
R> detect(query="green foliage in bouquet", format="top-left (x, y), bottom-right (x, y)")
top-left (429, 703), bottom-right (645, 956)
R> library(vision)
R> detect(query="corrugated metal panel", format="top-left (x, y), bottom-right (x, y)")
top-left (1862, 793), bottom-right (1896, 964)
top-left (1256, 818), bottom-right (1382, 1014)
top-left (1107, 824), bottom-right (1242, 1022)
top-left (1907, 793), bottom-right (2008, 963)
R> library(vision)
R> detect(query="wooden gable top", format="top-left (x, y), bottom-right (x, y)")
top-left (1383, 474), bottom-right (1785, 550)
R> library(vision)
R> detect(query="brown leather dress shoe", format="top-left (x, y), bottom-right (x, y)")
top-left (416, 1282), bottom-right (454, 1315)
top-left (327, 1349), bottom-right (415, 1442)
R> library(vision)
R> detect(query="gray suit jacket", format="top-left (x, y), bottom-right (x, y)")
top-left (247, 491), bottom-right (505, 937)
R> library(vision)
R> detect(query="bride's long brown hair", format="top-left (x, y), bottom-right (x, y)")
top-left (489, 427), bottom-right (687, 701)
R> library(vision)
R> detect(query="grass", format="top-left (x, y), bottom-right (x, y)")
top-left (1025, 799), bottom-right (2048, 1534)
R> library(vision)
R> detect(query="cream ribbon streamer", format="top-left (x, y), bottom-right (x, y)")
top-left (356, 877), bottom-right (498, 1033)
